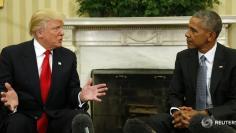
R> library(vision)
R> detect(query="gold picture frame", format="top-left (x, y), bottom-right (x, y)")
top-left (0, 0), bottom-right (4, 8)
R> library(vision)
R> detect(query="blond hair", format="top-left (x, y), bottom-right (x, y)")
top-left (29, 9), bottom-right (65, 37)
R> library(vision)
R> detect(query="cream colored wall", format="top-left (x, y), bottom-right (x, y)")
top-left (0, 0), bottom-right (236, 50)
top-left (215, 0), bottom-right (236, 48)
top-left (0, 0), bottom-right (78, 49)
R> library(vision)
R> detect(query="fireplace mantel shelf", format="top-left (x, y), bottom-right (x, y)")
top-left (64, 16), bottom-right (236, 26)
top-left (62, 15), bottom-right (236, 92)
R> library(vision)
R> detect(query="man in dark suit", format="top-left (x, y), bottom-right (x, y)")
top-left (124, 10), bottom-right (236, 133)
top-left (0, 9), bottom-right (108, 133)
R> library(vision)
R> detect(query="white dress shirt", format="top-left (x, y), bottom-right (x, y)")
top-left (170, 42), bottom-right (217, 115)
top-left (198, 42), bottom-right (217, 108)
top-left (33, 39), bottom-right (84, 107)
top-left (34, 39), bottom-right (53, 75)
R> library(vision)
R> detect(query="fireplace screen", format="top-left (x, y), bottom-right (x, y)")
top-left (91, 69), bottom-right (173, 133)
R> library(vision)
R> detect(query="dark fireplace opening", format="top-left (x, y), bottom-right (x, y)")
top-left (91, 69), bottom-right (173, 133)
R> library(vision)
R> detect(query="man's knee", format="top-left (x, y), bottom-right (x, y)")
top-left (123, 113), bottom-right (172, 133)
top-left (6, 113), bottom-right (36, 133)
top-left (72, 113), bottom-right (94, 133)
top-left (148, 113), bottom-right (172, 125)
top-left (123, 118), bottom-right (157, 133)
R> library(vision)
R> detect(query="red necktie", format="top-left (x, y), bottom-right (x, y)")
top-left (37, 50), bottom-right (51, 133)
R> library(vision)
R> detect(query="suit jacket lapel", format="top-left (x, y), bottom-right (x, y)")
top-left (22, 41), bottom-right (42, 104)
top-left (47, 48), bottom-right (62, 101)
top-left (210, 43), bottom-right (225, 96)
top-left (188, 49), bottom-right (199, 95)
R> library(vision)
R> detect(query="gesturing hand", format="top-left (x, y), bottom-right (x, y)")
top-left (0, 82), bottom-right (19, 112)
top-left (80, 79), bottom-right (108, 102)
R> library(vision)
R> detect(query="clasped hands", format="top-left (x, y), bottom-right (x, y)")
top-left (172, 106), bottom-right (208, 128)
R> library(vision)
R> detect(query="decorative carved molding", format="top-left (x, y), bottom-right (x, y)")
top-left (64, 16), bottom-right (236, 26)
top-left (63, 16), bottom-right (236, 47)
top-left (62, 25), bottom-right (77, 52)
top-left (62, 16), bottom-right (236, 87)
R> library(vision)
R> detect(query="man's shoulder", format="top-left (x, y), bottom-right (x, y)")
top-left (177, 48), bottom-right (197, 58)
top-left (54, 46), bottom-right (76, 57)
top-left (221, 45), bottom-right (236, 54)
top-left (217, 43), bottom-right (236, 57)
top-left (1, 40), bottom-right (33, 53)
top-left (223, 48), bottom-right (236, 65)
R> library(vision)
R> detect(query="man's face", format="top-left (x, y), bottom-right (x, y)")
top-left (39, 19), bottom-right (64, 49)
top-left (185, 17), bottom-right (211, 49)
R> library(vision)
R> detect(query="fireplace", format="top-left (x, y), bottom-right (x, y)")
top-left (91, 69), bottom-right (173, 133)
top-left (62, 17), bottom-right (236, 133)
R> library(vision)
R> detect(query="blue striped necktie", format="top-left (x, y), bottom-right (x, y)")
top-left (196, 55), bottom-right (207, 110)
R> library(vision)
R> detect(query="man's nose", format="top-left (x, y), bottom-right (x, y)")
top-left (60, 29), bottom-right (64, 36)
top-left (185, 30), bottom-right (190, 38)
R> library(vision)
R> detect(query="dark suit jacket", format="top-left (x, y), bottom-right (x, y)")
top-left (168, 43), bottom-right (236, 121)
top-left (0, 39), bottom-right (87, 124)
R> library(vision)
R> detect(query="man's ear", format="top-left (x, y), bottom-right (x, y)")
top-left (208, 32), bottom-right (217, 42)
top-left (36, 29), bottom-right (44, 38)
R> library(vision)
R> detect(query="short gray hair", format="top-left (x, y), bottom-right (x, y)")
top-left (193, 10), bottom-right (222, 38)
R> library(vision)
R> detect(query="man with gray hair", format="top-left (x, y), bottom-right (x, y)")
top-left (0, 9), bottom-right (108, 133)
top-left (124, 10), bottom-right (236, 133)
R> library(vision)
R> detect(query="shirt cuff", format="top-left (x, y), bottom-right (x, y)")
top-left (78, 92), bottom-right (85, 108)
top-left (9, 106), bottom-right (17, 115)
top-left (170, 107), bottom-right (180, 116)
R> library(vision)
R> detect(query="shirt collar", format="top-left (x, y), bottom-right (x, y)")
top-left (198, 42), bottom-right (217, 63)
top-left (33, 39), bottom-right (53, 57)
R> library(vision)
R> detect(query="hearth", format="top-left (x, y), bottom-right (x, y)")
top-left (91, 69), bottom-right (173, 133)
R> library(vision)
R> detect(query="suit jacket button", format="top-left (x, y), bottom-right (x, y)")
top-left (34, 116), bottom-right (38, 120)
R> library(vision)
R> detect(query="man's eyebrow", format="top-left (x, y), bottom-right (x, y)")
top-left (189, 27), bottom-right (197, 32)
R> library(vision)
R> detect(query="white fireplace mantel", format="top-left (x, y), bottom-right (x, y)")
top-left (62, 16), bottom-right (236, 86)
top-left (64, 16), bottom-right (236, 26)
